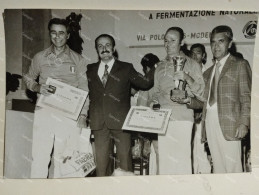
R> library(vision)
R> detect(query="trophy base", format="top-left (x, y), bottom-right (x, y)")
top-left (170, 89), bottom-right (187, 99)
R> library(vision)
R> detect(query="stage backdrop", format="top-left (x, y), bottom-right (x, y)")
top-left (52, 10), bottom-right (258, 73)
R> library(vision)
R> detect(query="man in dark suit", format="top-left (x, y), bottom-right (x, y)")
top-left (189, 25), bottom-right (251, 173)
top-left (86, 34), bottom-right (154, 176)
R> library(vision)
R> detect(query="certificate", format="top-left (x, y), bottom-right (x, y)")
top-left (122, 106), bottom-right (172, 134)
top-left (37, 78), bottom-right (88, 120)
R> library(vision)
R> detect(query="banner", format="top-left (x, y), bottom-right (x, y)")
top-left (114, 10), bottom-right (258, 47)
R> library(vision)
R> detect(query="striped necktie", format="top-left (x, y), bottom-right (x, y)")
top-left (209, 62), bottom-right (221, 106)
top-left (102, 64), bottom-right (109, 87)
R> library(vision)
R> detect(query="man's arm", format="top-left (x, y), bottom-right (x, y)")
top-left (238, 60), bottom-right (252, 128)
top-left (173, 58), bottom-right (205, 99)
top-left (23, 54), bottom-right (41, 92)
top-left (235, 60), bottom-right (252, 139)
top-left (186, 97), bottom-right (204, 110)
top-left (129, 64), bottom-right (155, 90)
top-left (77, 57), bottom-right (89, 115)
top-left (187, 61), bottom-right (205, 98)
top-left (149, 66), bottom-right (161, 108)
top-left (76, 57), bottom-right (89, 128)
top-left (23, 53), bottom-right (52, 95)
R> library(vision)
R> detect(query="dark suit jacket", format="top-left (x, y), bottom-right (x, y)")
top-left (189, 54), bottom-right (252, 141)
top-left (87, 60), bottom-right (154, 130)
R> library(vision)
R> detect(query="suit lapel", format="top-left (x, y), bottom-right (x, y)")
top-left (105, 60), bottom-right (121, 88)
top-left (218, 55), bottom-right (234, 82)
top-left (204, 66), bottom-right (214, 99)
top-left (92, 62), bottom-right (104, 88)
top-left (203, 55), bottom-right (234, 98)
top-left (109, 60), bottom-right (121, 75)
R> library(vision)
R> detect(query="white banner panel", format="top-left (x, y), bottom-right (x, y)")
top-left (115, 11), bottom-right (258, 47)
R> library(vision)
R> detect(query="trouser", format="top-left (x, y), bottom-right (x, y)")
top-left (193, 123), bottom-right (211, 174)
top-left (152, 140), bottom-right (159, 174)
top-left (205, 104), bottom-right (242, 173)
top-left (158, 121), bottom-right (193, 175)
top-left (30, 108), bottom-right (81, 178)
top-left (149, 140), bottom-right (159, 175)
top-left (92, 124), bottom-right (132, 176)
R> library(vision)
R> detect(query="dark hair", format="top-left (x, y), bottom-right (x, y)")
top-left (181, 43), bottom-right (190, 56)
top-left (48, 18), bottom-right (70, 33)
top-left (165, 27), bottom-right (185, 42)
top-left (190, 43), bottom-right (206, 54)
top-left (190, 43), bottom-right (207, 64)
top-left (211, 25), bottom-right (233, 41)
top-left (141, 53), bottom-right (160, 69)
top-left (95, 34), bottom-right (116, 49)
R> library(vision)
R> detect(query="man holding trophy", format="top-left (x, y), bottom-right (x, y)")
top-left (150, 27), bottom-right (204, 174)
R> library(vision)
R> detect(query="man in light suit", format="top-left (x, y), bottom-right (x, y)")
top-left (189, 25), bottom-right (251, 173)
top-left (86, 34), bottom-right (154, 176)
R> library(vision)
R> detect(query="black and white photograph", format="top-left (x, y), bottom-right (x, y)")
top-left (3, 9), bottom-right (257, 179)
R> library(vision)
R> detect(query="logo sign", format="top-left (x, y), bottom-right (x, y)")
top-left (243, 21), bottom-right (257, 39)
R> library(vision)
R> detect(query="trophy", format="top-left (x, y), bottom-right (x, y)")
top-left (170, 56), bottom-right (187, 100)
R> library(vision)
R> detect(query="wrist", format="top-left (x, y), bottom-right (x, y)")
top-left (239, 123), bottom-right (248, 129)
top-left (32, 84), bottom-right (41, 93)
top-left (186, 76), bottom-right (194, 85)
top-left (186, 97), bottom-right (191, 104)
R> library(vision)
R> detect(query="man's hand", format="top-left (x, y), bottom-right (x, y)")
top-left (171, 96), bottom-right (191, 104)
top-left (173, 71), bottom-right (187, 81)
top-left (39, 84), bottom-right (53, 96)
top-left (173, 71), bottom-right (194, 85)
top-left (235, 124), bottom-right (249, 139)
top-left (77, 114), bottom-right (87, 129)
top-left (150, 100), bottom-right (160, 110)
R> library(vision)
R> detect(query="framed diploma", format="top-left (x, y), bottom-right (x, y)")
top-left (122, 106), bottom-right (172, 134)
top-left (37, 78), bottom-right (88, 120)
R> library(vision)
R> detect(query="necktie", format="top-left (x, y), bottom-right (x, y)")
top-left (209, 62), bottom-right (221, 106)
top-left (102, 64), bottom-right (109, 87)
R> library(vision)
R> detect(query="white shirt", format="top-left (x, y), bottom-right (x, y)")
top-left (97, 58), bottom-right (115, 79)
top-left (207, 53), bottom-right (230, 108)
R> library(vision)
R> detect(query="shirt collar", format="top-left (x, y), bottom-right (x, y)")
top-left (215, 53), bottom-right (230, 66)
top-left (44, 44), bottom-right (70, 57)
top-left (100, 58), bottom-right (115, 68)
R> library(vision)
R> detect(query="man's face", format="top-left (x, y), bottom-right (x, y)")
top-left (96, 37), bottom-right (115, 62)
top-left (191, 47), bottom-right (204, 64)
top-left (164, 30), bottom-right (182, 56)
top-left (49, 24), bottom-right (69, 48)
top-left (210, 32), bottom-right (232, 61)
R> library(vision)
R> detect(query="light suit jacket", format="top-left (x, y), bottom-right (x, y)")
top-left (189, 54), bottom-right (252, 141)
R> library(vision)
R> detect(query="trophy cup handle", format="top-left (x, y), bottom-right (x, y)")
top-left (175, 80), bottom-right (180, 89)
top-left (182, 80), bottom-right (187, 91)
